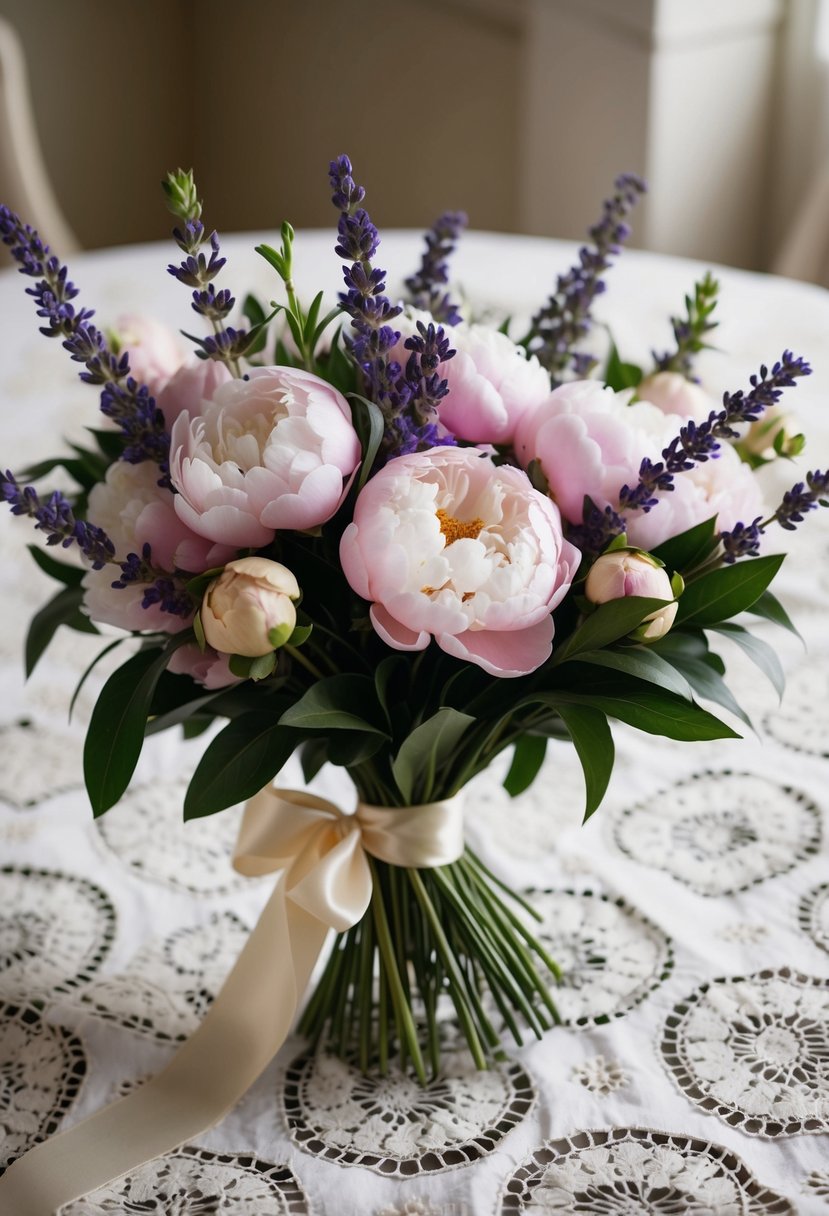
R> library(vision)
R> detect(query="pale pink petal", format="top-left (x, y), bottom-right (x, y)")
top-left (439, 616), bottom-right (555, 677)
top-left (370, 604), bottom-right (430, 652)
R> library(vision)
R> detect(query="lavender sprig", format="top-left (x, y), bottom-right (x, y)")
top-left (566, 501), bottom-right (627, 556)
top-left (652, 272), bottom-right (719, 381)
top-left (619, 352), bottom-right (812, 514)
top-left (719, 469), bottom-right (829, 562)
top-left (329, 155), bottom-right (456, 458)
top-left (404, 211), bottom-right (467, 326)
top-left (524, 174), bottom-right (646, 384)
top-left (163, 169), bottom-right (248, 371)
top-left (1, 471), bottom-right (114, 568)
top-left (0, 206), bottom-right (170, 471)
top-left (111, 543), bottom-right (194, 617)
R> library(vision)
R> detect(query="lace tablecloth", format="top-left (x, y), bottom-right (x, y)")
top-left (1, 231), bottom-right (829, 1215)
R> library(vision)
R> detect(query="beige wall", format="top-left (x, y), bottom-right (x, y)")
top-left (1, 0), bottom-right (824, 274)
top-left (1, 0), bottom-right (521, 248)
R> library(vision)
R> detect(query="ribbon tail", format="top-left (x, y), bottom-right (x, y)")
top-left (0, 875), bottom-right (329, 1216)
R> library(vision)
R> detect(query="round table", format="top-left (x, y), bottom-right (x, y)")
top-left (1, 230), bottom-right (829, 1214)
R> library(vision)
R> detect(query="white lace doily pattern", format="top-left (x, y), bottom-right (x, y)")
top-left (611, 771), bottom-right (822, 896)
top-left (283, 1047), bottom-right (534, 1176)
top-left (0, 722), bottom-right (85, 809)
top-left (499, 1127), bottom-right (793, 1214)
top-left (95, 779), bottom-right (251, 895)
top-left (0, 1000), bottom-right (86, 1170)
top-left (763, 655), bottom-right (829, 758)
top-left (0, 867), bottom-right (116, 1000)
top-left (78, 913), bottom-right (249, 1042)
top-left (570, 1055), bottom-right (629, 1096)
top-left (799, 883), bottom-right (829, 954)
top-left (530, 889), bottom-right (673, 1026)
top-left (804, 1170), bottom-right (829, 1202)
top-left (57, 1145), bottom-right (309, 1214)
top-left (660, 968), bottom-right (829, 1137)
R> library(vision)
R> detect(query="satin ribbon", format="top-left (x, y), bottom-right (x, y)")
top-left (0, 787), bottom-right (464, 1215)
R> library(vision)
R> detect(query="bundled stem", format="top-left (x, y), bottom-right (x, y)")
top-left (298, 850), bottom-right (560, 1077)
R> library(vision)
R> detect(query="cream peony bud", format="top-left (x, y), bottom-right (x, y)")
top-left (741, 404), bottom-right (801, 458)
top-left (636, 371), bottom-right (714, 422)
top-left (585, 550), bottom-right (678, 642)
top-left (201, 557), bottom-right (300, 657)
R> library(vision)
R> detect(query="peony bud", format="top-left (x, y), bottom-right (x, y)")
top-left (636, 371), bottom-right (714, 422)
top-left (201, 557), bottom-right (300, 657)
top-left (585, 549), bottom-right (678, 642)
top-left (741, 403), bottom-right (803, 460)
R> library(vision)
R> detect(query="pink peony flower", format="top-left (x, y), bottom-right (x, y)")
top-left (626, 442), bottom-right (765, 551)
top-left (81, 460), bottom-right (234, 633)
top-left (392, 312), bottom-right (551, 445)
top-left (340, 445), bottom-right (581, 677)
top-left (169, 366), bottom-right (362, 548)
top-left (514, 380), bottom-right (671, 525)
top-left (585, 550), bottom-right (677, 641)
top-left (115, 314), bottom-right (186, 393)
top-left (156, 358), bottom-right (232, 429)
top-left (167, 643), bottom-right (241, 689)
top-left (636, 371), bottom-right (714, 422)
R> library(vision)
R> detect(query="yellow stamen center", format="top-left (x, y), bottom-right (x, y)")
top-left (436, 508), bottom-right (485, 545)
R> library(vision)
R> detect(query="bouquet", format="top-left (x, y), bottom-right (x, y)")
top-left (1, 155), bottom-right (826, 1099)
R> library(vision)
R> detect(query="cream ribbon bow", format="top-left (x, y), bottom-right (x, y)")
top-left (0, 787), bottom-right (464, 1216)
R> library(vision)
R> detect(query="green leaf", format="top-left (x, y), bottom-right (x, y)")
top-left (526, 680), bottom-right (740, 741)
top-left (302, 290), bottom-right (325, 347)
top-left (184, 713), bottom-right (300, 819)
top-left (279, 674), bottom-right (389, 734)
top-left (69, 637), bottom-right (125, 721)
top-left (747, 589), bottom-right (802, 639)
top-left (573, 647), bottom-right (693, 700)
top-left (375, 655), bottom-right (405, 722)
top-left (649, 628), bottom-right (710, 662)
top-left (551, 597), bottom-right (668, 665)
top-left (391, 707), bottom-right (475, 802)
top-left (26, 545), bottom-right (85, 587)
top-left (144, 690), bottom-right (224, 736)
top-left (87, 427), bottom-right (127, 460)
top-left (286, 622), bottom-right (313, 647)
top-left (662, 653), bottom-right (752, 728)
top-left (83, 646), bottom-right (168, 816)
top-left (604, 340), bottom-right (642, 391)
top-left (348, 394), bottom-right (385, 492)
top-left (182, 717), bottom-right (213, 740)
top-left (26, 585), bottom-right (98, 677)
top-left (555, 704), bottom-right (615, 821)
top-left (676, 554), bottom-right (785, 627)
top-left (503, 735), bottom-right (547, 798)
top-left (650, 516), bottom-right (718, 573)
top-left (255, 242), bottom-right (289, 280)
top-left (326, 730), bottom-right (386, 767)
top-left (299, 736), bottom-right (328, 784)
top-left (241, 292), bottom-right (266, 328)
top-left (709, 622), bottom-right (786, 699)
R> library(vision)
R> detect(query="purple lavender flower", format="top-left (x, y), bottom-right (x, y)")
top-left (652, 272), bottom-right (719, 382)
top-left (619, 352), bottom-right (812, 514)
top-left (1, 471), bottom-right (114, 568)
top-left (163, 170), bottom-right (247, 370)
top-left (0, 205), bottom-right (170, 473)
top-left (524, 174), bottom-right (646, 384)
top-left (719, 468), bottom-right (829, 562)
top-left (329, 155), bottom-right (457, 459)
top-left (111, 543), bottom-right (194, 617)
top-left (404, 210), bottom-right (467, 326)
top-left (719, 517), bottom-right (763, 563)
